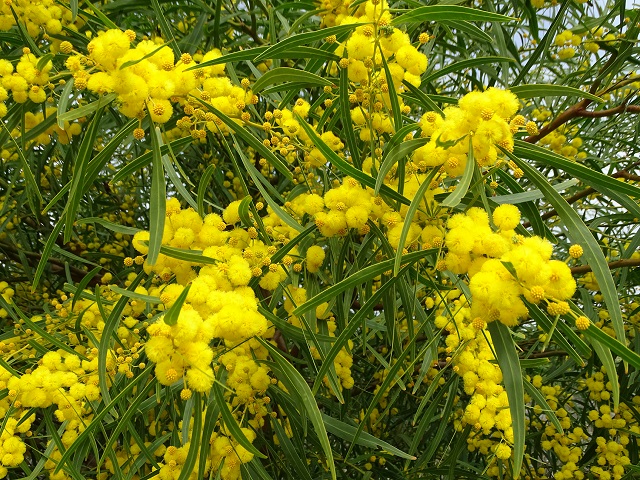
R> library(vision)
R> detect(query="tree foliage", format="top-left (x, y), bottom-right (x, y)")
top-left (0, 1), bottom-right (639, 479)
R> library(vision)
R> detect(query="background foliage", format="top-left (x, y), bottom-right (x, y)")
top-left (0, 0), bottom-right (640, 479)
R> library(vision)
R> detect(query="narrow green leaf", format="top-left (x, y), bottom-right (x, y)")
top-left (212, 381), bottom-right (267, 459)
top-left (194, 100), bottom-right (292, 181)
top-left (295, 113), bottom-right (411, 206)
top-left (510, 84), bottom-right (604, 103)
top-left (589, 337), bottom-right (620, 409)
top-left (294, 248), bottom-right (436, 316)
top-left (60, 156), bottom-right (95, 238)
top-left (440, 20), bottom-right (494, 43)
top-left (97, 380), bottom-right (156, 468)
top-left (583, 325), bottom-right (640, 370)
top-left (487, 321), bottom-right (525, 478)
top-left (54, 365), bottom-right (154, 474)
top-left (254, 23), bottom-right (360, 61)
top-left (150, 0), bottom-right (181, 57)
top-left (177, 393), bottom-right (203, 480)
top-left (119, 42), bottom-right (174, 70)
top-left (148, 127), bottom-right (167, 266)
top-left (322, 414), bottom-right (415, 459)
top-left (523, 378), bottom-right (564, 434)
top-left (513, 141), bottom-right (640, 198)
top-left (112, 136), bottom-right (192, 185)
top-left (75, 217), bottom-right (140, 235)
top-left (109, 285), bottom-right (161, 304)
top-left (312, 263), bottom-right (413, 395)
top-left (493, 179), bottom-right (579, 204)
top-left (197, 164), bottom-right (215, 217)
top-left (270, 416), bottom-right (314, 480)
top-left (252, 67), bottom-right (334, 93)
top-left (57, 79), bottom-right (75, 128)
top-left (257, 338), bottom-right (336, 480)
top-left (82, 0), bottom-right (118, 28)
top-left (71, 266), bottom-right (103, 309)
top-left (163, 285), bottom-right (190, 326)
top-left (32, 220), bottom-right (64, 289)
top-left (0, 122), bottom-right (42, 212)
top-left (58, 93), bottom-right (117, 124)
top-left (424, 56), bottom-right (516, 83)
top-left (507, 151), bottom-right (625, 346)
top-left (394, 169), bottom-right (438, 275)
top-left (440, 136), bottom-right (474, 208)
top-left (392, 5), bottom-right (516, 25)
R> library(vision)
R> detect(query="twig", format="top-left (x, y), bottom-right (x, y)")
top-left (570, 258), bottom-right (640, 275)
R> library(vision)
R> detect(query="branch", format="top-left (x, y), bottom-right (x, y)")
top-left (570, 258), bottom-right (640, 275)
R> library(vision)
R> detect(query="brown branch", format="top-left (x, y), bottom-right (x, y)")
top-left (570, 258), bottom-right (640, 275)
top-left (575, 104), bottom-right (640, 118)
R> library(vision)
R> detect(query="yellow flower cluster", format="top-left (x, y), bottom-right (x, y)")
top-left (0, 0), bottom-right (68, 35)
top-left (332, 0), bottom-right (428, 141)
top-left (432, 298), bottom-right (513, 458)
top-left (69, 28), bottom-right (253, 129)
top-left (414, 88), bottom-right (524, 171)
top-left (0, 51), bottom-right (52, 117)
top-left (134, 200), bottom-right (272, 393)
top-left (435, 205), bottom-right (575, 327)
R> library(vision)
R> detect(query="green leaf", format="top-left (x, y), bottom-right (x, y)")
top-left (252, 67), bottom-right (334, 93)
top-left (197, 164), bottom-right (215, 217)
top-left (321, 414), bottom-right (415, 459)
top-left (254, 23), bottom-right (360, 61)
top-left (493, 179), bottom-right (579, 204)
top-left (523, 378), bottom-right (564, 434)
top-left (97, 380), bottom-right (156, 468)
top-left (58, 93), bottom-right (117, 124)
top-left (294, 248), bottom-right (436, 316)
top-left (194, 99), bottom-right (292, 181)
top-left (75, 217), bottom-right (140, 235)
top-left (148, 127), bottom-right (167, 266)
top-left (109, 285), bottom-right (161, 304)
top-left (394, 169), bottom-right (438, 275)
top-left (64, 107), bottom-right (105, 242)
top-left (257, 338), bottom-right (336, 480)
top-left (270, 416), bottom-right (314, 480)
top-left (32, 220), bottom-right (64, 289)
top-left (57, 78), bottom-right (75, 128)
top-left (54, 364), bottom-right (155, 474)
top-left (312, 263), bottom-right (413, 395)
top-left (583, 325), bottom-right (640, 370)
top-left (513, 140), bottom-right (640, 198)
top-left (159, 245), bottom-right (219, 265)
top-left (119, 41), bottom-right (174, 70)
top-left (506, 151), bottom-right (626, 347)
top-left (509, 84), bottom-right (604, 103)
top-left (0, 122), bottom-right (42, 214)
top-left (212, 380), bottom-right (267, 459)
top-left (392, 5), bottom-right (516, 25)
top-left (440, 136), bottom-right (474, 208)
top-left (295, 113), bottom-right (411, 206)
top-left (423, 56), bottom-right (516, 83)
top-left (487, 321), bottom-right (525, 478)
top-left (589, 337), bottom-right (620, 409)
top-left (163, 285), bottom-right (190, 326)
top-left (177, 393), bottom-right (203, 480)
top-left (112, 136), bottom-right (192, 185)
top-left (339, 66), bottom-right (360, 165)
top-left (150, 0), bottom-right (181, 57)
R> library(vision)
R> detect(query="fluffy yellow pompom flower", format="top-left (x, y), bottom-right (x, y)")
top-left (492, 204), bottom-right (521, 231)
top-left (306, 245), bottom-right (325, 273)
